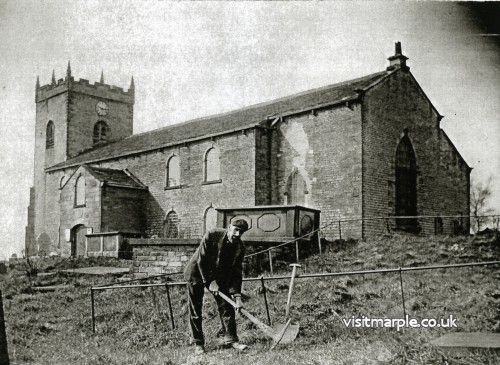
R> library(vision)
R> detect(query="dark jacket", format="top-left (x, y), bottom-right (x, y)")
top-left (183, 228), bottom-right (245, 295)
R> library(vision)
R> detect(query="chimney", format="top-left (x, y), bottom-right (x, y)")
top-left (387, 42), bottom-right (409, 71)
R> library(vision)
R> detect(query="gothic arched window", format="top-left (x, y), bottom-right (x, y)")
top-left (46, 121), bottom-right (54, 149)
top-left (74, 175), bottom-right (86, 207)
top-left (93, 121), bottom-right (109, 145)
top-left (395, 135), bottom-right (418, 232)
top-left (166, 155), bottom-right (180, 187)
top-left (163, 211), bottom-right (179, 238)
top-left (203, 206), bottom-right (217, 234)
top-left (204, 147), bottom-right (220, 182)
top-left (286, 168), bottom-right (307, 205)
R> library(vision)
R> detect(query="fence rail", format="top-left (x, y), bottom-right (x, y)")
top-left (91, 214), bottom-right (499, 290)
top-left (90, 260), bottom-right (500, 333)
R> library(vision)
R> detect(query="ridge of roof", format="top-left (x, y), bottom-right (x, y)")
top-left (86, 165), bottom-right (148, 189)
top-left (47, 69), bottom-right (392, 172)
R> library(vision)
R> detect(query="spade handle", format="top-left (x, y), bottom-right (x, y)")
top-left (285, 264), bottom-right (301, 317)
top-left (217, 291), bottom-right (275, 339)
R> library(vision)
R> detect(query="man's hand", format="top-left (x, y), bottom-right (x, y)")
top-left (233, 294), bottom-right (243, 313)
top-left (208, 281), bottom-right (219, 296)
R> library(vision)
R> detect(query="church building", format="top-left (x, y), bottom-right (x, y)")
top-left (25, 43), bottom-right (470, 257)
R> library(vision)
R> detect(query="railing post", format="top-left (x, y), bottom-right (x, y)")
top-left (338, 220), bottom-right (342, 240)
top-left (0, 290), bottom-right (10, 365)
top-left (149, 287), bottom-right (160, 317)
top-left (260, 276), bottom-right (272, 326)
top-left (398, 268), bottom-right (406, 318)
top-left (295, 240), bottom-right (300, 263)
top-left (165, 283), bottom-right (175, 330)
top-left (317, 230), bottom-right (322, 255)
top-left (268, 249), bottom-right (274, 276)
top-left (90, 288), bottom-right (96, 334)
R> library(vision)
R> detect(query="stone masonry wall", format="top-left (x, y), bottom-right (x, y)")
top-left (362, 69), bottom-right (468, 236)
top-left (131, 239), bottom-right (198, 275)
top-left (67, 92), bottom-right (133, 158)
top-left (59, 166), bottom-right (102, 256)
top-left (255, 128), bottom-right (271, 205)
top-left (32, 77), bottom-right (133, 256)
top-left (436, 132), bottom-right (470, 233)
top-left (90, 130), bottom-right (256, 238)
top-left (33, 93), bottom-right (68, 250)
top-left (101, 186), bottom-right (147, 233)
top-left (266, 105), bottom-right (363, 240)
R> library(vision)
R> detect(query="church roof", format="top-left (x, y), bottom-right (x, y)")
top-left (47, 69), bottom-right (394, 171)
top-left (85, 166), bottom-right (147, 189)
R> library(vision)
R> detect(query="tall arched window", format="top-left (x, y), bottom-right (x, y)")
top-left (395, 135), bottom-right (417, 232)
top-left (46, 121), bottom-right (54, 149)
top-left (163, 211), bottom-right (179, 238)
top-left (204, 147), bottom-right (220, 182)
top-left (166, 155), bottom-right (180, 187)
top-left (93, 121), bottom-right (109, 145)
top-left (203, 206), bottom-right (218, 233)
top-left (75, 175), bottom-right (86, 207)
top-left (286, 168), bottom-right (307, 205)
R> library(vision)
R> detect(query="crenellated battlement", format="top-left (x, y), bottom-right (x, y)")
top-left (36, 65), bottom-right (134, 104)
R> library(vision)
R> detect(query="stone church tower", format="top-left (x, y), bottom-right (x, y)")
top-left (26, 63), bottom-right (134, 255)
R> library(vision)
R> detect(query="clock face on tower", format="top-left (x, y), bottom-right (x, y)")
top-left (96, 101), bottom-right (109, 116)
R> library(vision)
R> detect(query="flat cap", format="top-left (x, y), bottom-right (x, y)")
top-left (231, 219), bottom-right (249, 232)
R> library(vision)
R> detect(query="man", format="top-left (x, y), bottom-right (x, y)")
top-left (183, 219), bottom-right (249, 354)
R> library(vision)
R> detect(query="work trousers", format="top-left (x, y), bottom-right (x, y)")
top-left (187, 283), bottom-right (238, 346)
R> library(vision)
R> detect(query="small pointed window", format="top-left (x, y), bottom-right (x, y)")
top-left (75, 175), bottom-right (86, 207)
top-left (163, 211), bottom-right (179, 238)
top-left (204, 147), bottom-right (220, 182)
top-left (46, 121), bottom-right (54, 149)
top-left (203, 206), bottom-right (217, 233)
top-left (93, 121), bottom-right (109, 145)
top-left (166, 155), bottom-right (180, 187)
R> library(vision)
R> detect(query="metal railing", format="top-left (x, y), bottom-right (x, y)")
top-left (89, 259), bottom-right (500, 333)
top-left (92, 214), bottom-right (499, 292)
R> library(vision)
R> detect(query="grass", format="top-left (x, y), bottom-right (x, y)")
top-left (1, 232), bottom-right (499, 364)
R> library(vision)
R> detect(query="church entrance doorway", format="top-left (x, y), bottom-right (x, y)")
top-left (395, 135), bottom-right (418, 232)
top-left (70, 224), bottom-right (87, 257)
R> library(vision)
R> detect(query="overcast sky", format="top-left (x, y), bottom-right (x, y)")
top-left (0, 1), bottom-right (498, 260)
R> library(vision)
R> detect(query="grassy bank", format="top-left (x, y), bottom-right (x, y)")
top-left (1, 233), bottom-right (499, 364)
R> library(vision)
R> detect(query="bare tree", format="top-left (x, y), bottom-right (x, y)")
top-left (470, 176), bottom-right (494, 233)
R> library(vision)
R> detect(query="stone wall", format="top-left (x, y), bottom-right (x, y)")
top-left (362, 68), bottom-right (469, 236)
top-left (67, 91), bottom-right (133, 158)
top-left (131, 239), bottom-right (198, 275)
top-left (436, 131), bottom-right (470, 233)
top-left (268, 105), bottom-right (363, 240)
top-left (33, 92), bottom-right (68, 251)
top-left (31, 74), bottom-right (134, 256)
top-left (101, 186), bottom-right (147, 233)
top-left (59, 166), bottom-right (102, 256)
top-left (92, 130), bottom-right (257, 239)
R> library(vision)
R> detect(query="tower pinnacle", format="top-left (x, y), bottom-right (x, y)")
top-left (66, 61), bottom-right (72, 78)
top-left (100, 70), bottom-right (104, 83)
top-left (51, 70), bottom-right (56, 85)
top-left (129, 76), bottom-right (135, 94)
